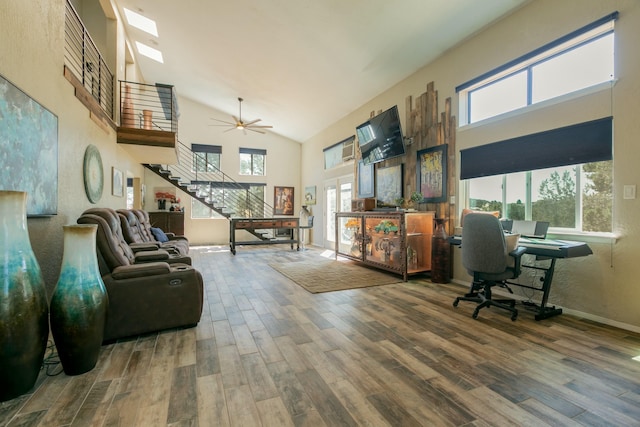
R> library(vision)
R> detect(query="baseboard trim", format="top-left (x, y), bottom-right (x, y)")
top-left (448, 279), bottom-right (640, 334)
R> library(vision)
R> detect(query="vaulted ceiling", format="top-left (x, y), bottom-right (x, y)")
top-left (113, 0), bottom-right (530, 142)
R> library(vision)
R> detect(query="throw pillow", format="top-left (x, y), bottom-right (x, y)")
top-left (151, 227), bottom-right (169, 243)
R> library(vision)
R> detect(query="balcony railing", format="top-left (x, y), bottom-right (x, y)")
top-left (64, 0), bottom-right (114, 119)
top-left (119, 81), bottom-right (178, 133)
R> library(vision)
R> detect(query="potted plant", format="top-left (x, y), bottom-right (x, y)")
top-left (394, 197), bottom-right (404, 211)
top-left (406, 192), bottom-right (423, 211)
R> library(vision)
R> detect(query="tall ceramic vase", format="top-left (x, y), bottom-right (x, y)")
top-left (50, 224), bottom-right (108, 376)
top-left (430, 218), bottom-right (451, 284)
top-left (0, 191), bottom-right (49, 402)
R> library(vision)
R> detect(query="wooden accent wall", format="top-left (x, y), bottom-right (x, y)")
top-left (370, 81), bottom-right (457, 235)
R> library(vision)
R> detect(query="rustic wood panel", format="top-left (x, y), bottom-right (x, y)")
top-left (356, 82), bottom-right (457, 231)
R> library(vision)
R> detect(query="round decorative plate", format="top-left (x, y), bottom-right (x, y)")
top-left (83, 144), bottom-right (104, 204)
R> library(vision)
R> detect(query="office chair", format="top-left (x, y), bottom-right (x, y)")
top-left (453, 213), bottom-right (526, 321)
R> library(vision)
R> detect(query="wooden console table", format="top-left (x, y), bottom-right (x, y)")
top-left (229, 217), bottom-right (299, 255)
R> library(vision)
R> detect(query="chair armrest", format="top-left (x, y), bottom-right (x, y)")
top-left (134, 249), bottom-right (170, 262)
top-left (111, 262), bottom-right (171, 279)
top-left (129, 242), bottom-right (161, 252)
top-left (509, 246), bottom-right (527, 276)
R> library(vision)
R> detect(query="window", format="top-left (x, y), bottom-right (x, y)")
top-left (239, 148), bottom-right (266, 176)
top-left (192, 144), bottom-right (221, 172)
top-left (192, 184), bottom-right (266, 219)
top-left (323, 136), bottom-right (355, 170)
top-left (458, 13), bottom-right (617, 125)
top-left (462, 118), bottom-right (613, 233)
top-left (467, 161), bottom-right (612, 233)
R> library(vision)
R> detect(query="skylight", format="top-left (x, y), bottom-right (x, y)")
top-left (136, 41), bottom-right (164, 63)
top-left (123, 8), bottom-right (158, 37)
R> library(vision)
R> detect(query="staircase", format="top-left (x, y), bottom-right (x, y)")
top-left (144, 140), bottom-right (279, 241)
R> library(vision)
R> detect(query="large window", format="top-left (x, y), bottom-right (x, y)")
top-left (458, 13), bottom-right (617, 125)
top-left (239, 148), bottom-right (266, 176)
top-left (468, 161), bottom-right (612, 233)
top-left (192, 184), bottom-right (266, 219)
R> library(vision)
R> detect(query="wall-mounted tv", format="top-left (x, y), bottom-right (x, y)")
top-left (356, 105), bottom-right (405, 165)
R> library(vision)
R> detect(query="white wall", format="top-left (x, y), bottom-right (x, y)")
top-left (143, 96), bottom-right (302, 246)
top-left (301, 0), bottom-right (640, 329)
top-left (1, 0), bottom-right (146, 295)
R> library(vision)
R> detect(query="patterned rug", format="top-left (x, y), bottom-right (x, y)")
top-left (269, 258), bottom-right (403, 293)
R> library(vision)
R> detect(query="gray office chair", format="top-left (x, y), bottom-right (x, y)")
top-left (453, 213), bottom-right (526, 321)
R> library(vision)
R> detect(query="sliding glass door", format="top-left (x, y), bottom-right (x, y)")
top-left (324, 175), bottom-right (353, 250)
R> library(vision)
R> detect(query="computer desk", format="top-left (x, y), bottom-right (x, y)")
top-left (449, 235), bottom-right (593, 320)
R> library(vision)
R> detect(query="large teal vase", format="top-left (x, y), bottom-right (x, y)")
top-left (0, 191), bottom-right (49, 402)
top-left (50, 224), bottom-right (108, 375)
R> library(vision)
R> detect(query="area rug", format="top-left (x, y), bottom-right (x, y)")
top-left (269, 258), bottom-right (403, 293)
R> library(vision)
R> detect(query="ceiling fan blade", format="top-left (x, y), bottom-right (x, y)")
top-left (247, 124), bottom-right (273, 129)
top-left (232, 116), bottom-right (240, 124)
top-left (246, 127), bottom-right (266, 134)
top-left (223, 127), bottom-right (236, 133)
top-left (243, 118), bottom-right (261, 126)
top-left (210, 118), bottom-right (236, 125)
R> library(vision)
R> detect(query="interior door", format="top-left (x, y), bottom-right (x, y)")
top-left (324, 175), bottom-right (353, 250)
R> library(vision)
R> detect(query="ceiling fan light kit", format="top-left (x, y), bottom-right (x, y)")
top-left (210, 97), bottom-right (273, 134)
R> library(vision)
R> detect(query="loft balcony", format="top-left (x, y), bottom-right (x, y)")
top-left (117, 81), bottom-right (179, 164)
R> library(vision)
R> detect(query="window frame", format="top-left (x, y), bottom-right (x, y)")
top-left (239, 148), bottom-right (266, 176)
top-left (465, 160), bottom-right (612, 234)
top-left (457, 12), bottom-right (617, 126)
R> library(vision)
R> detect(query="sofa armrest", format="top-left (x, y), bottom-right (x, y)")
top-left (111, 262), bottom-right (171, 280)
top-left (130, 242), bottom-right (161, 252)
top-left (134, 249), bottom-right (170, 262)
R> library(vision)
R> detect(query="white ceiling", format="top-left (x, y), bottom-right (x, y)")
top-left (113, 0), bottom-right (529, 142)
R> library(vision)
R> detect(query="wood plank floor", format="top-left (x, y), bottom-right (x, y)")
top-left (2, 245), bottom-right (640, 426)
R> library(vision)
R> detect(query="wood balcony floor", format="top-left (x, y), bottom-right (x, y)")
top-left (2, 245), bottom-right (640, 426)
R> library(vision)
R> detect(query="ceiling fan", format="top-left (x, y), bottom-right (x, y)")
top-left (210, 97), bottom-right (273, 134)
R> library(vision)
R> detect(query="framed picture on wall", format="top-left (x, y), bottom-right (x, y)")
top-left (357, 161), bottom-right (375, 198)
top-left (376, 163), bottom-right (403, 206)
top-left (417, 145), bottom-right (447, 203)
top-left (1, 73), bottom-right (58, 215)
top-left (304, 185), bottom-right (317, 205)
top-left (274, 186), bottom-right (294, 215)
top-left (112, 167), bottom-right (124, 197)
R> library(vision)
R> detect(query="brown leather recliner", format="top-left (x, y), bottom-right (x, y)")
top-left (81, 208), bottom-right (191, 266)
top-left (132, 209), bottom-right (190, 255)
top-left (117, 209), bottom-right (189, 256)
top-left (77, 208), bottom-right (203, 341)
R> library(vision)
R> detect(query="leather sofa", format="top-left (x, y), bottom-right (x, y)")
top-left (77, 208), bottom-right (203, 341)
top-left (118, 209), bottom-right (189, 256)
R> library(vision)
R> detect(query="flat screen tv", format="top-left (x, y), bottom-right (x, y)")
top-left (356, 105), bottom-right (405, 165)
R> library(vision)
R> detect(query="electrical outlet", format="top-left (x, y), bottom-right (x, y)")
top-left (623, 184), bottom-right (636, 200)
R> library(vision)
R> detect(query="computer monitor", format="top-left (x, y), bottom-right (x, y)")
top-left (505, 220), bottom-right (549, 239)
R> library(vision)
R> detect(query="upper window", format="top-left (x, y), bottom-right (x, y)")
top-left (239, 148), bottom-right (266, 176)
top-left (458, 13), bottom-right (617, 125)
top-left (191, 144), bottom-right (221, 173)
top-left (323, 136), bottom-right (355, 170)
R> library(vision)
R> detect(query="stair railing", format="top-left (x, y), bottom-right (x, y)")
top-left (154, 140), bottom-right (274, 219)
